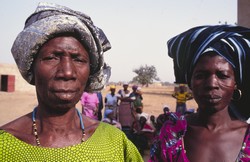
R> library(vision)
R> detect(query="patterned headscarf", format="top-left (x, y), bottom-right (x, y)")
top-left (11, 2), bottom-right (111, 91)
top-left (167, 25), bottom-right (250, 118)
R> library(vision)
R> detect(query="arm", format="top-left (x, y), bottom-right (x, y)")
top-left (186, 93), bottom-right (193, 100)
top-left (172, 92), bottom-right (177, 99)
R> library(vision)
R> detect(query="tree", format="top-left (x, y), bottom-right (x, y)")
top-left (132, 65), bottom-right (160, 87)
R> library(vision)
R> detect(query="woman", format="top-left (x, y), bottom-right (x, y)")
top-left (130, 85), bottom-right (144, 114)
top-left (117, 82), bottom-right (135, 130)
top-left (81, 91), bottom-right (99, 120)
top-left (104, 85), bottom-right (118, 118)
top-left (150, 25), bottom-right (250, 162)
top-left (102, 109), bottom-right (122, 130)
top-left (0, 2), bottom-right (143, 161)
top-left (172, 84), bottom-right (193, 115)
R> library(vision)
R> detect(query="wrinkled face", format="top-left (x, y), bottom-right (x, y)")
top-left (33, 36), bottom-right (90, 112)
top-left (190, 53), bottom-right (236, 112)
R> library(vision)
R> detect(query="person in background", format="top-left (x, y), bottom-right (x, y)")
top-left (102, 109), bottom-right (122, 129)
top-left (132, 112), bottom-right (155, 156)
top-left (172, 84), bottom-right (193, 115)
top-left (150, 25), bottom-right (250, 162)
top-left (0, 3), bottom-right (143, 161)
top-left (117, 82), bottom-right (131, 100)
top-left (104, 85), bottom-right (118, 119)
top-left (155, 105), bottom-right (171, 134)
top-left (81, 91), bottom-right (99, 120)
top-left (96, 91), bottom-right (104, 121)
top-left (130, 85), bottom-right (144, 114)
top-left (117, 83), bottom-right (135, 130)
top-left (150, 115), bottom-right (157, 129)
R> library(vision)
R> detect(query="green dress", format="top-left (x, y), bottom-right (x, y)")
top-left (0, 122), bottom-right (143, 161)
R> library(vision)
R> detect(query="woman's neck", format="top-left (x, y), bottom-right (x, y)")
top-left (197, 107), bottom-right (233, 131)
top-left (35, 107), bottom-right (79, 131)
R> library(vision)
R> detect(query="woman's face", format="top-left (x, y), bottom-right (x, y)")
top-left (34, 36), bottom-right (90, 112)
top-left (191, 53), bottom-right (236, 112)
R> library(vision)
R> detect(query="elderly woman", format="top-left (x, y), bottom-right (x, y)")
top-left (0, 2), bottom-right (143, 161)
top-left (150, 25), bottom-right (250, 162)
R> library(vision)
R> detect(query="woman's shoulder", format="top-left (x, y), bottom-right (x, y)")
top-left (82, 116), bottom-right (122, 137)
top-left (0, 113), bottom-right (32, 132)
top-left (0, 113), bottom-right (33, 142)
top-left (99, 122), bottom-right (122, 132)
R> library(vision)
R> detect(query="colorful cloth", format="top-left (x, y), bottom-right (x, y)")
top-left (81, 92), bottom-right (99, 120)
top-left (0, 122), bottom-right (143, 161)
top-left (149, 112), bottom-right (188, 162)
top-left (149, 112), bottom-right (250, 162)
top-left (11, 2), bottom-right (111, 91)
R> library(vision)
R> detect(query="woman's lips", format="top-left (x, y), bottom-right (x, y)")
top-left (52, 90), bottom-right (78, 101)
top-left (202, 95), bottom-right (222, 104)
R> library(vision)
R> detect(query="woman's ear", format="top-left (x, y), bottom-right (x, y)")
top-left (234, 83), bottom-right (237, 90)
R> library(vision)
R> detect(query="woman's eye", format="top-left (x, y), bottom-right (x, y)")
top-left (194, 73), bottom-right (205, 79)
top-left (43, 56), bottom-right (55, 60)
top-left (41, 55), bottom-right (60, 64)
top-left (217, 73), bottom-right (229, 79)
top-left (72, 55), bottom-right (88, 63)
top-left (73, 58), bottom-right (84, 62)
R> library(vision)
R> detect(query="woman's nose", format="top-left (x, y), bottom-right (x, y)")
top-left (206, 74), bottom-right (219, 89)
top-left (56, 57), bottom-right (76, 80)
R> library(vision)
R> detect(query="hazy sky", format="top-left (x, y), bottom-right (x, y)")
top-left (0, 0), bottom-right (237, 83)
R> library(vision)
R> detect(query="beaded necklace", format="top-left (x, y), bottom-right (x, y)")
top-left (32, 107), bottom-right (85, 146)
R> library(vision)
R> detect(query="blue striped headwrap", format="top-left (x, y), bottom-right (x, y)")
top-left (167, 25), bottom-right (250, 89)
top-left (167, 25), bottom-right (250, 118)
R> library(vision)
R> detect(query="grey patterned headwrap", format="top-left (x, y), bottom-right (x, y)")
top-left (11, 2), bottom-right (111, 91)
top-left (167, 25), bottom-right (250, 118)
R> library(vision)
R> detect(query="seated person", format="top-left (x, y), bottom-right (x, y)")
top-left (102, 109), bottom-right (121, 129)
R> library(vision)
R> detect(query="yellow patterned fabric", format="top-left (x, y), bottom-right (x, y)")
top-left (0, 122), bottom-right (143, 161)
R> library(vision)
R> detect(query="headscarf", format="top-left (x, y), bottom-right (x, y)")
top-left (11, 2), bottom-right (111, 91)
top-left (109, 85), bottom-right (116, 90)
top-left (167, 25), bottom-right (250, 118)
top-left (104, 109), bottom-right (113, 118)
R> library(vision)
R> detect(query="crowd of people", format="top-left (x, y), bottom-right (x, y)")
top-left (2, 2), bottom-right (250, 162)
top-left (80, 83), bottom-right (155, 155)
top-left (80, 82), bottom-right (195, 156)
